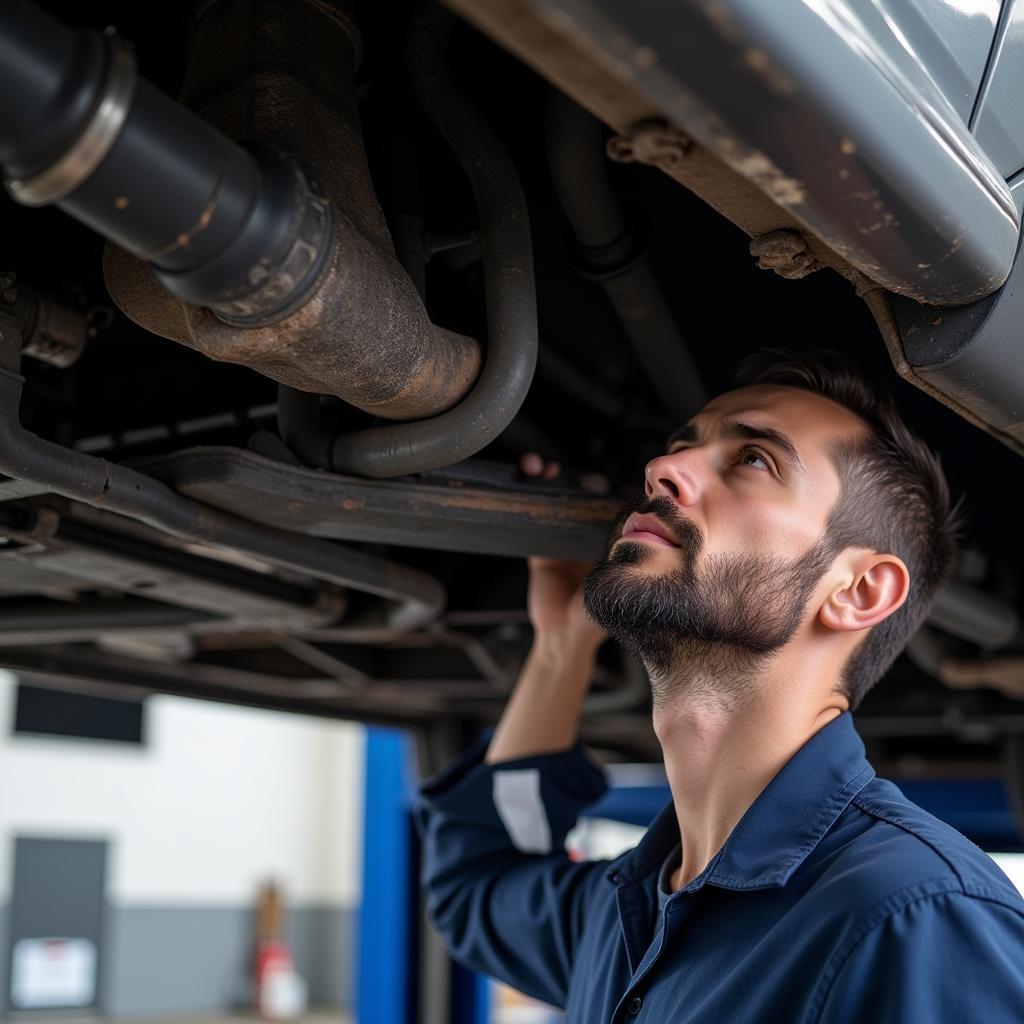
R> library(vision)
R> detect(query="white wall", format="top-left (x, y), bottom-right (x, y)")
top-left (991, 853), bottom-right (1024, 897)
top-left (0, 671), bottom-right (364, 908)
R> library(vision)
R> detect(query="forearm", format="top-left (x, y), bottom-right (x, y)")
top-left (416, 690), bottom-right (608, 1009)
top-left (485, 630), bottom-right (599, 764)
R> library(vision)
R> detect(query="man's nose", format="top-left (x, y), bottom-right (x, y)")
top-left (644, 452), bottom-right (700, 506)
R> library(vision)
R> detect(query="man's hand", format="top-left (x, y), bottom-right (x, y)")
top-left (527, 556), bottom-right (606, 650)
top-left (519, 451), bottom-right (606, 648)
top-left (483, 454), bottom-right (607, 763)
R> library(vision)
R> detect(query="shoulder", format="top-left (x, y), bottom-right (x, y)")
top-left (804, 885), bottom-right (1024, 1023)
top-left (845, 777), bottom-right (1024, 908)
top-left (796, 776), bottom-right (1023, 947)
top-left (802, 782), bottom-right (1024, 1023)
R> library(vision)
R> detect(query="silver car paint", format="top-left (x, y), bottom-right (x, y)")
top-left (857, 0), bottom-right (999, 124)
top-left (972, 0), bottom-right (1024, 177)
top-left (551, 0), bottom-right (1018, 303)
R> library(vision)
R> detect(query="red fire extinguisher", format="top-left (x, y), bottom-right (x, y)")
top-left (253, 880), bottom-right (307, 1019)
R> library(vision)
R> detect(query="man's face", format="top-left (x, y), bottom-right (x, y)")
top-left (584, 384), bottom-right (868, 700)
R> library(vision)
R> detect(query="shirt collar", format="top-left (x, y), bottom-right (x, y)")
top-left (608, 711), bottom-right (875, 891)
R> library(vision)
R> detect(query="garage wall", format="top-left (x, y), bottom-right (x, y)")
top-left (0, 671), bottom-right (364, 1015)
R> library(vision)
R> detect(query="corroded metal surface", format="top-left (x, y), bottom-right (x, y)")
top-left (105, 226), bottom-right (481, 419)
top-left (0, 272), bottom-right (88, 369)
top-left (442, 0), bottom-right (862, 283)
top-left (445, 0), bottom-right (1017, 304)
top-left (749, 229), bottom-right (821, 280)
top-left (104, 0), bottom-right (481, 420)
top-left (136, 445), bottom-right (623, 561)
top-left (607, 119), bottom-right (693, 170)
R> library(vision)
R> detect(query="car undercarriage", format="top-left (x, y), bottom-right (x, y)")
top-left (1, 0), bottom-right (1022, 801)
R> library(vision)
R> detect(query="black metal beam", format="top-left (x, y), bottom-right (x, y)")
top-left (137, 446), bottom-right (622, 560)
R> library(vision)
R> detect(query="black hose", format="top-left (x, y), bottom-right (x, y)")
top-left (0, 599), bottom-right (215, 639)
top-left (546, 99), bottom-right (627, 252)
top-left (319, 5), bottom-right (538, 478)
top-left (545, 91), bottom-right (707, 422)
top-left (0, 360), bottom-right (445, 635)
top-left (277, 386), bottom-right (333, 470)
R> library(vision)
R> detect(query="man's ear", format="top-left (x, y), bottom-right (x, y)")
top-left (819, 552), bottom-right (910, 634)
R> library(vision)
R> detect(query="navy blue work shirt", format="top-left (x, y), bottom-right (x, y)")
top-left (415, 712), bottom-right (1024, 1022)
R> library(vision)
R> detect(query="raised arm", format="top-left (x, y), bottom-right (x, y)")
top-left (485, 556), bottom-right (606, 764)
top-left (415, 549), bottom-right (610, 1009)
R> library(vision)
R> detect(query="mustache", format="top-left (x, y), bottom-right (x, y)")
top-left (608, 495), bottom-right (703, 554)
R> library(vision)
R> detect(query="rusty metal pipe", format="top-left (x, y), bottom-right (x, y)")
top-left (104, 0), bottom-right (482, 421)
top-left (0, 0), bottom-right (482, 421)
top-left (269, 4), bottom-right (539, 476)
top-left (313, 5), bottom-right (539, 477)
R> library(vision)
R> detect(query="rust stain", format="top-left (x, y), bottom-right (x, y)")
top-left (142, 193), bottom-right (221, 260)
top-left (732, 151), bottom-right (805, 206)
top-left (403, 489), bottom-right (623, 524)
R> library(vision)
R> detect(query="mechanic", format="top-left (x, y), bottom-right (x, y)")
top-left (416, 349), bottom-right (1024, 1022)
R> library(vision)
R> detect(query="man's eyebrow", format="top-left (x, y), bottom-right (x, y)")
top-left (667, 419), bottom-right (805, 474)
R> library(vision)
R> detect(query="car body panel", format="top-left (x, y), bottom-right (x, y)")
top-left (551, 0), bottom-right (1019, 303)
top-left (868, 0), bottom-right (1000, 125)
top-left (972, 0), bottom-right (1024, 177)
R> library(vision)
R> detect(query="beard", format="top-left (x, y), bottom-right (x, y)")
top-left (583, 496), bottom-right (838, 709)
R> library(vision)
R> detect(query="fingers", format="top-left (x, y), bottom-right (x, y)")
top-left (519, 451), bottom-right (560, 479)
top-left (519, 451), bottom-right (544, 477)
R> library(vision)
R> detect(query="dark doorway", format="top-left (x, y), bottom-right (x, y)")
top-left (5, 837), bottom-right (108, 1013)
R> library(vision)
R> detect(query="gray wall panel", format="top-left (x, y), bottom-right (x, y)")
top-left (287, 907), bottom-right (357, 1010)
top-left (0, 903), bottom-right (7, 1014)
top-left (105, 907), bottom-right (250, 1017)
top-left (105, 905), bottom-right (355, 1018)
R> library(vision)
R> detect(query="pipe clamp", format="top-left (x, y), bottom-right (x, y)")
top-left (5, 33), bottom-right (136, 207)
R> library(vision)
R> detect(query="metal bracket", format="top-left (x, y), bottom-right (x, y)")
top-left (607, 119), bottom-right (693, 171)
top-left (5, 32), bottom-right (137, 207)
top-left (749, 229), bottom-right (821, 279)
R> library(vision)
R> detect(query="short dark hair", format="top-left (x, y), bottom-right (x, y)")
top-left (735, 348), bottom-right (960, 709)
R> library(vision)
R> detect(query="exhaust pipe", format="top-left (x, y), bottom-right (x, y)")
top-left (0, 0), bottom-right (534, 449)
top-left (1, 1), bottom-right (322, 320)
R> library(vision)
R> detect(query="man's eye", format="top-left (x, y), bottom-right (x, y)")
top-left (736, 446), bottom-right (771, 471)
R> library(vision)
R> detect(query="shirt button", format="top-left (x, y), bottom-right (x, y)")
top-left (627, 995), bottom-right (643, 1015)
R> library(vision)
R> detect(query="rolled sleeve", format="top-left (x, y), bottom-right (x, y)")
top-left (811, 889), bottom-right (1024, 1023)
top-left (414, 739), bottom-right (609, 1007)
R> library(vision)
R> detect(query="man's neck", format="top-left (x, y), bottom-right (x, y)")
top-left (652, 662), bottom-right (845, 891)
